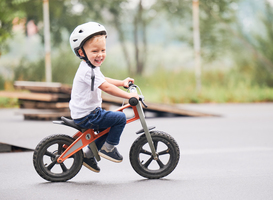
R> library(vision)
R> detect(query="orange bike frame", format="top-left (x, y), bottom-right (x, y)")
top-left (57, 104), bottom-right (139, 163)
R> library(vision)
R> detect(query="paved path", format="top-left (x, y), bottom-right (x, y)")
top-left (0, 103), bottom-right (272, 200)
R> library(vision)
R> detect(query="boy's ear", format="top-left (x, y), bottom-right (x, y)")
top-left (78, 49), bottom-right (84, 57)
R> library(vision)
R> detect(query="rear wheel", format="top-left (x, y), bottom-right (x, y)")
top-left (130, 131), bottom-right (180, 179)
top-left (33, 134), bottom-right (83, 182)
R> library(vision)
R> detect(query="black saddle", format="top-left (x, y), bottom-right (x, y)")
top-left (60, 116), bottom-right (83, 132)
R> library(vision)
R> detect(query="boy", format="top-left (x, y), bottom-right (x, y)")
top-left (69, 22), bottom-right (138, 173)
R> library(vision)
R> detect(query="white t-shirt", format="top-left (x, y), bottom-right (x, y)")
top-left (69, 61), bottom-right (106, 119)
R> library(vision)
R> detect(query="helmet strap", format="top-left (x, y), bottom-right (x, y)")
top-left (80, 47), bottom-right (96, 91)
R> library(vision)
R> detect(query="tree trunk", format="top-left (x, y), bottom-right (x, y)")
top-left (134, 0), bottom-right (147, 75)
top-left (112, 14), bottom-right (133, 75)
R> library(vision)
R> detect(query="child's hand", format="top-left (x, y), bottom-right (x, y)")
top-left (123, 77), bottom-right (134, 88)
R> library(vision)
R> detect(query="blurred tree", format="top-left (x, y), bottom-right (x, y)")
top-left (0, 0), bottom-right (25, 55)
top-left (153, 0), bottom-right (240, 62)
top-left (97, 0), bottom-right (134, 74)
top-left (4, 0), bottom-right (271, 81)
top-left (244, 1), bottom-right (273, 86)
top-left (0, 0), bottom-right (107, 48)
top-left (133, 0), bottom-right (148, 75)
top-left (99, 0), bottom-right (152, 75)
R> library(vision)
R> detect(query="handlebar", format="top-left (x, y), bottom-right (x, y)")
top-left (126, 82), bottom-right (147, 108)
top-left (129, 97), bottom-right (147, 108)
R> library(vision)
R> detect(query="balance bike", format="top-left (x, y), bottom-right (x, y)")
top-left (33, 83), bottom-right (180, 182)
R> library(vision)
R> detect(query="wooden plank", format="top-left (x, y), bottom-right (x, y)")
top-left (15, 109), bottom-right (70, 120)
top-left (145, 102), bottom-right (215, 117)
top-left (0, 89), bottom-right (217, 117)
top-left (21, 101), bottom-right (69, 109)
top-left (14, 81), bottom-right (71, 94)
top-left (24, 113), bottom-right (70, 120)
top-left (14, 81), bottom-right (63, 88)
top-left (102, 94), bottom-right (216, 117)
top-left (16, 109), bottom-right (69, 115)
top-left (0, 91), bottom-right (70, 102)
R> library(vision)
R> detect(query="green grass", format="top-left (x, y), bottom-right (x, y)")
top-left (133, 69), bottom-right (273, 104)
top-left (0, 97), bottom-right (19, 108)
top-left (1, 68), bottom-right (273, 108)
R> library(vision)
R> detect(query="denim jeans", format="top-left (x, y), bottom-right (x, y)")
top-left (74, 108), bottom-right (126, 150)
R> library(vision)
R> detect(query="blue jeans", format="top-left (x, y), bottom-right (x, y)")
top-left (74, 108), bottom-right (126, 150)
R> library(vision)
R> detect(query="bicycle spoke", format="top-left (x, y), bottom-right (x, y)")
top-left (140, 148), bottom-right (152, 155)
top-left (143, 156), bottom-right (153, 168)
top-left (156, 158), bottom-right (165, 169)
top-left (45, 150), bottom-right (55, 158)
top-left (60, 163), bottom-right (68, 172)
top-left (58, 143), bottom-right (63, 155)
top-left (47, 160), bottom-right (57, 171)
top-left (158, 148), bottom-right (170, 156)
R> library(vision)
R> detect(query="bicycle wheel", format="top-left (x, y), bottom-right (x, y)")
top-left (130, 131), bottom-right (180, 179)
top-left (33, 134), bottom-right (83, 182)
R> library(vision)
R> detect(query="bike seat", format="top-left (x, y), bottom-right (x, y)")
top-left (61, 116), bottom-right (83, 132)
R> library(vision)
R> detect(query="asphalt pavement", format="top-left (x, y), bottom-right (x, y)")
top-left (0, 103), bottom-right (273, 200)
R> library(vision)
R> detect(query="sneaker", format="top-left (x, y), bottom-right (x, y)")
top-left (99, 147), bottom-right (123, 163)
top-left (83, 157), bottom-right (100, 173)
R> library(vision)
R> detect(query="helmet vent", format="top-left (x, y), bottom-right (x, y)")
top-left (73, 39), bottom-right (78, 42)
top-left (79, 30), bottom-right (83, 33)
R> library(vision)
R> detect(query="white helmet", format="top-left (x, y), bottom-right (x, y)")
top-left (69, 22), bottom-right (107, 58)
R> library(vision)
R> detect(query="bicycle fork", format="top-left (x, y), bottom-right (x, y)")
top-left (135, 103), bottom-right (158, 160)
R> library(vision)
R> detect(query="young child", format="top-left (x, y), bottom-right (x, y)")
top-left (69, 22), bottom-right (139, 173)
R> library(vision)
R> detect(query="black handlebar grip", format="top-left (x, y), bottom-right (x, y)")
top-left (128, 81), bottom-right (133, 87)
top-left (129, 97), bottom-right (139, 106)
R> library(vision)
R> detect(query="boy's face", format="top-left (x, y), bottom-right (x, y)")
top-left (79, 35), bottom-right (106, 67)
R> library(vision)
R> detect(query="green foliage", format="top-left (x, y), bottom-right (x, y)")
top-left (0, 0), bottom-right (108, 51)
top-left (0, 97), bottom-right (19, 108)
top-left (1, 0), bottom-right (273, 105)
top-left (0, 75), bottom-right (5, 90)
top-left (51, 46), bottom-right (79, 84)
top-left (153, 0), bottom-right (240, 62)
top-left (230, 1), bottom-right (273, 87)
top-left (134, 68), bottom-right (273, 104)
top-left (249, 2), bottom-right (273, 86)
top-left (0, 0), bottom-right (24, 53)
top-left (11, 44), bottom-right (80, 84)
top-left (14, 58), bottom-right (45, 81)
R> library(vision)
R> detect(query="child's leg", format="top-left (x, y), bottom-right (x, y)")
top-left (99, 111), bottom-right (126, 146)
top-left (95, 110), bottom-right (126, 162)
top-left (75, 108), bottom-right (126, 162)
top-left (95, 133), bottom-right (108, 150)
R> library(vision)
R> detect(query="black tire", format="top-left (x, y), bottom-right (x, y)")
top-left (129, 131), bottom-right (180, 179)
top-left (33, 134), bottom-right (83, 182)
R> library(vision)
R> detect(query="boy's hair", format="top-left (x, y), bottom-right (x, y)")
top-left (82, 31), bottom-right (106, 48)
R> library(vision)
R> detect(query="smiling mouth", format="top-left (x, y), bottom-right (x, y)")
top-left (94, 59), bottom-right (103, 64)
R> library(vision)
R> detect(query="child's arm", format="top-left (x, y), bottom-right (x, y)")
top-left (105, 77), bottom-right (134, 88)
top-left (99, 80), bottom-right (139, 99)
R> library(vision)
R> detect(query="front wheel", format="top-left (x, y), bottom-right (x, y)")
top-left (33, 134), bottom-right (83, 182)
top-left (129, 131), bottom-right (180, 179)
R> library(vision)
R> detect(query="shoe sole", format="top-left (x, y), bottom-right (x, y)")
top-left (98, 152), bottom-right (123, 163)
top-left (83, 162), bottom-right (100, 173)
